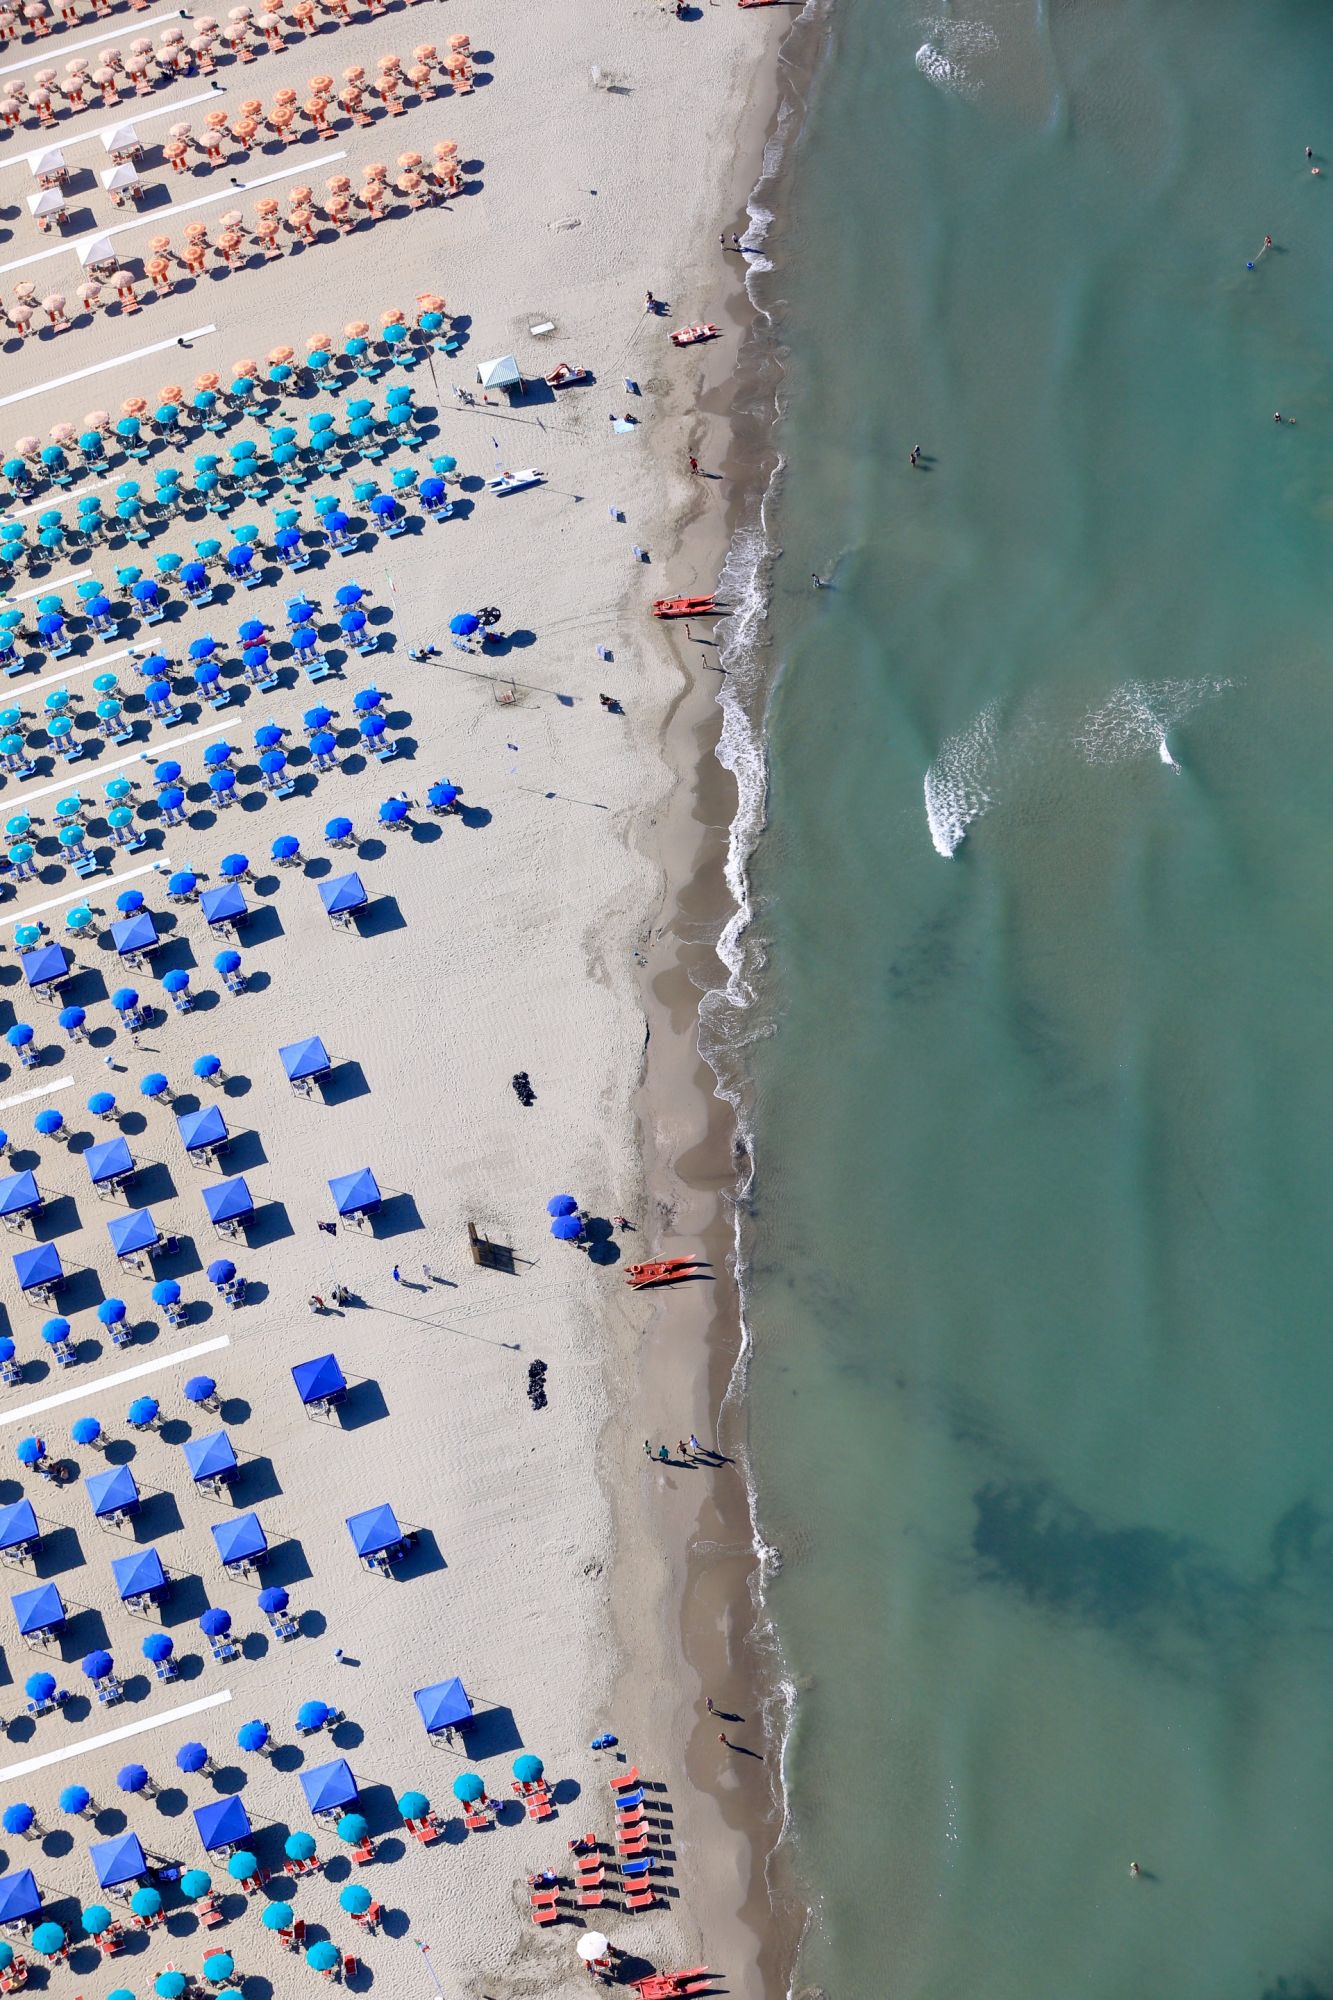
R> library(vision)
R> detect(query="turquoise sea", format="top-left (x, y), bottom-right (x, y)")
top-left (722, 3), bottom-right (1333, 1995)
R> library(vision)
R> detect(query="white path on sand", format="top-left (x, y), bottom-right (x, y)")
top-left (0, 1077), bottom-right (72, 1114)
top-left (8, 716), bottom-right (232, 806)
top-left (9, 571), bottom-right (94, 600)
top-left (0, 158), bottom-right (346, 274)
top-left (0, 14), bottom-right (183, 76)
top-left (0, 326), bottom-right (218, 404)
top-left (0, 857), bottom-right (171, 925)
top-left (0, 88), bottom-right (229, 169)
top-left (0, 1689), bottom-right (233, 1784)
top-left (0, 1334), bottom-right (231, 1427)
top-left (3, 640), bottom-right (143, 694)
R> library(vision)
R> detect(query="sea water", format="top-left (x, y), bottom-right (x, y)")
top-left (725, 3), bottom-right (1333, 1995)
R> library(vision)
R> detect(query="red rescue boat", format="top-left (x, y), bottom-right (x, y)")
top-left (652, 595), bottom-right (716, 619)
top-left (624, 1258), bottom-right (708, 1290)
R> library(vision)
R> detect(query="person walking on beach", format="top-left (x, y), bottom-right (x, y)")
top-left (392, 1264), bottom-right (402, 1284)
top-left (718, 1733), bottom-right (730, 1749)
top-left (645, 290), bottom-right (657, 313)
top-left (688, 454), bottom-right (699, 475)
top-left (657, 1445), bottom-right (669, 1463)
top-left (644, 1440), bottom-right (653, 1458)
top-left (706, 1696), bottom-right (715, 1713)
top-left (677, 1438), bottom-right (692, 1461)
top-left (690, 1434), bottom-right (703, 1455)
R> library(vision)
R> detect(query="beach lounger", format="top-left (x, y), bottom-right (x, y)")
top-left (621, 1858), bottom-right (652, 1877)
top-left (577, 1888), bottom-right (604, 1908)
top-left (527, 1797), bottom-right (554, 1821)
top-left (200, 1897), bottom-right (224, 1927)
top-left (532, 1905), bottom-right (559, 1927)
top-left (530, 1892), bottom-right (559, 1910)
top-left (618, 1840), bottom-right (650, 1860)
top-left (627, 1888), bottom-right (657, 1912)
top-left (408, 1816), bottom-right (440, 1844)
top-left (463, 1808), bottom-right (491, 1832)
top-left (614, 1788), bottom-right (645, 1811)
top-left (610, 1767), bottom-right (641, 1790)
top-left (352, 1838), bottom-right (374, 1865)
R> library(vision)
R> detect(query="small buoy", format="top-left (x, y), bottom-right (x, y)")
top-left (1129, 1861), bottom-right (1141, 1878)
top-left (1246, 261), bottom-right (1256, 270)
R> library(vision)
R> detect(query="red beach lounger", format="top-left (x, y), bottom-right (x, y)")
top-left (532, 1905), bottom-right (559, 1927)
top-left (627, 1887), bottom-right (657, 1912)
top-left (609, 1766), bottom-right (640, 1790)
top-left (577, 1888), bottom-right (604, 1909)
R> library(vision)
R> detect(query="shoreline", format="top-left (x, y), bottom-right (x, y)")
top-left (606, 3), bottom-right (833, 1994)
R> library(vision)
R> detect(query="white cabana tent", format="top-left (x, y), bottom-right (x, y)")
top-left (476, 353), bottom-right (525, 395)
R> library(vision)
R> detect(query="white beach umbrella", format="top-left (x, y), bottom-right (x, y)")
top-left (577, 1932), bottom-right (611, 1963)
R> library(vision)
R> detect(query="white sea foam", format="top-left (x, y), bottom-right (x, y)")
top-left (924, 702), bottom-right (1000, 857)
top-left (1076, 676), bottom-right (1234, 766)
top-left (915, 16), bottom-right (997, 97)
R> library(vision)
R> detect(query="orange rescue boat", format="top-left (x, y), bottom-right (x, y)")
top-left (670, 323), bottom-right (720, 347)
top-left (625, 1258), bottom-right (708, 1290)
top-left (653, 595), bottom-right (716, 619)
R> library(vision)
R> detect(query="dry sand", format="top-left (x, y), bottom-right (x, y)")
top-left (0, 0), bottom-right (790, 1992)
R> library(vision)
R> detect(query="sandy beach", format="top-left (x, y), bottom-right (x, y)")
top-left (0, 0), bottom-right (794, 1992)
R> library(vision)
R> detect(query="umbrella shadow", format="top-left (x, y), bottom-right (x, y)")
top-left (31, 1194), bottom-right (81, 1244)
top-left (457, 1702), bottom-right (522, 1758)
top-left (133, 1488), bottom-right (184, 1542)
top-left (262, 1537), bottom-right (312, 1590)
top-left (246, 1200), bottom-right (293, 1250)
top-left (34, 1525), bottom-right (85, 1580)
top-left (339, 1377), bottom-right (388, 1431)
top-left (364, 1190), bottom-right (421, 1239)
top-left (321, 1060), bottom-right (370, 1107)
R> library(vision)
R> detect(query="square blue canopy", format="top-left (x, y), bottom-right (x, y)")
top-left (183, 1429), bottom-right (237, 1482)
top-left (320, 872), bottom-right (368, 916)
top-left (194, 1794), bottom-right (252, 1853)
top-left (211, 1511), bottom-right (266, 1566)
top-left (292, 1353), bottom-right (346, 1405)
top-left (20, 943), bottom-right (68, 989)
top-left (91, 1829), bottom-right (147, 1889)
top-left (346, 1503), bottom-right (402, 1558)
top-left (178, 1105), bottom-right (227, 1152)
top-left (112, 1546), bottom-right (167, 1601)
top-left (13, 1241), bottom-right (61, 1291)
top-left (0, 1170), bottom-right (40, 1219)
top-left (0, 1869), bottom-right (40, 1922)
top-left (414, 1676), bottom-right (474, 1735)
top-left (202, 1176), bottom-right (253, 1225)
top-left (107, 1208), bottom-right (158, 1257)
top-left (111, 911), bottom-right (159, 956)
top-left (280, 1035), bottom-right (332, 1083)
top-left (329, 1168), bottom-right (380, 1217)
top-left (299, 1757), bottom-right (358, 1814)
top-left (200, 883), bottom-right (247, 927)
top-left (0, 1498), bottom-right (39, 1553)
top-left (11, 1581), bottom-right (64, 1635)
top-left (86, 1136), bottom-right (134, 1186)
top-left (87, 1463), bottom-right (139, 1519)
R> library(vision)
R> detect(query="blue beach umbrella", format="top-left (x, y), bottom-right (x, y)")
top-left (176, 1741), bottom-right (208, 1773)
top-left (71, 1417), bottom-right (100, 1446)
top-left (143, 1631), bottom-right (173, 1663)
